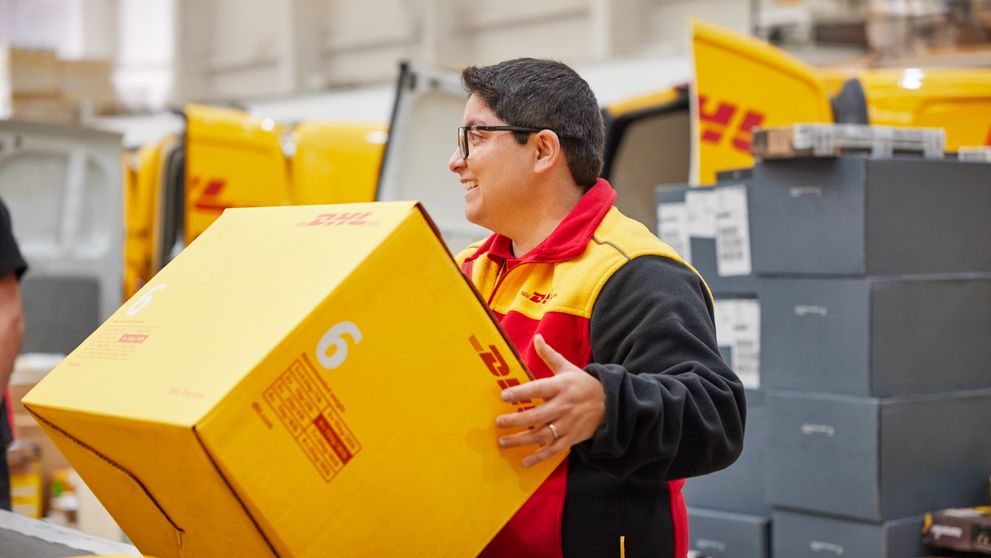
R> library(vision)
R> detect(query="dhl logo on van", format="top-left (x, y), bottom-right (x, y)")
top-left (469, 334), bottom-right (534, 413)
top-left (299, 212), bottom-right (377, 227)
top-left (697, 95), bottom-right (766, 155)
top-left (190, 176), bottom-right (230, 213)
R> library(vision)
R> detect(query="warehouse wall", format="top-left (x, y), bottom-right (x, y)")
top-left (2, 0), bottom-right (751, 108)
top-left (173, 0), bottom-right (750, 102)
top-left (1, 0), bottom-right (116, 59)
top-left (116, 0), bottom-right (174, 110)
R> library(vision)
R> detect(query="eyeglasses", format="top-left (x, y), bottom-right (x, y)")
top-left (456, 125), bottom-right (579, 160)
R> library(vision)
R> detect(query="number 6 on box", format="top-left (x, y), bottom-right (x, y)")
top-left (127, 284), bottom-right (167, 316)
top-left (316, 322), bottom-right (362, 370)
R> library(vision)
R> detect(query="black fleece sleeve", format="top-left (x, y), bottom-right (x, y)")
top-left (573, 255), bottom-right (746, 479)
top-left (0, 200), bottom-right (28, 279)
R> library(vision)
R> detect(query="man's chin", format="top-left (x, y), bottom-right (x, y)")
top-left (464, 206), bottom-right (482, 227)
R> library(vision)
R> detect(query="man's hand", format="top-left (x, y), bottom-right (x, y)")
top-left (495, 334), bottom-right (606, 467)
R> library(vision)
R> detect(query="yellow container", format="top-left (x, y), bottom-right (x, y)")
top-left (7, 439), bottom-right (43, 518)
top-left (24, 202), bottom-right (560, 557)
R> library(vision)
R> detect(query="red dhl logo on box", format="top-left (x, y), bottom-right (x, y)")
top-left (469, 335), bottom-right (534, 413)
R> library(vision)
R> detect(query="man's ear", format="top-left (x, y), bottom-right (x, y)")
top-left (532, 130), bottom-right (562, 175)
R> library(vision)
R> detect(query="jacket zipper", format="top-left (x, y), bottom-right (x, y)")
top-left (486, 259), bottom-right (510, 306)
top-left (486, 257), bottom-right (539, 307)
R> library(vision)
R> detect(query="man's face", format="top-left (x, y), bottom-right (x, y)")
top-left (448, 95), bottom-right (534, 235)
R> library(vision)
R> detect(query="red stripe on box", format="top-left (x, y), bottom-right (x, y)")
top-left (313, 414), bottom-right (353, 465)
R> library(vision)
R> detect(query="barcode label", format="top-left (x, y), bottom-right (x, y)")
top-left (715, 185), bottom-right (752, 276)
top-left (657, 201), bottom-right (692, 264)
top-left (713, 298), bottom-right (760, 389)
top-left (686, 189), bottom-right (718, 238)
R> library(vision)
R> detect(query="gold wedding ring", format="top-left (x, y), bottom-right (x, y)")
top-left (547, 423), bottom-right (560, 440)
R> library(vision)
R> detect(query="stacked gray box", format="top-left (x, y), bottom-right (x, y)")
top-left (760, 276), bottom-right (991, 396)
top-left (656, 178), bottom-right (761, 389)
top-left (684, 390), bottom-right (769, 516)
top-left (747, 154), bottom-right (991, 558)
top-left (773, 511), bottom-right (926, 558)
top-left (749, 157), bottom-right (991, 276)
top-left (658, 177), bottom-right (769, 557)
top-left (687, 508), bottom-right (770, 558)
top-left (766, 389), bottom-right (991, 521)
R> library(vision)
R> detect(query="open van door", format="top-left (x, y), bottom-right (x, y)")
top-left (183, 104), bottom-right (291, 246)
top-left (0, 121), bottom-right (123, 354)
top-left (377, 61), bottom-right (488, 251)
top-left (288, 121), bottom-right (386, 205)
top-left (691, 19), bottom-right (833, 184)
top-left (602, 87), bottom-right (691, 233)
top-left (125, 133), bottom-right (184, 297)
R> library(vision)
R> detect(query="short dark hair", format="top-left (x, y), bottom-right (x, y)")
top-left (461, 58), bottom-right (604, 190)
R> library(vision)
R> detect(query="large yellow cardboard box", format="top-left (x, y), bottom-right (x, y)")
top-left (23, 202), bottom-right (562, 557)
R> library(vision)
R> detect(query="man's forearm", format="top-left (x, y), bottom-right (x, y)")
top-left (0, 273), bottom-right (24, 395)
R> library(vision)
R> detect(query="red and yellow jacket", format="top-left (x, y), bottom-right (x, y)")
top-left (457, 180), bottom-right (745, 558)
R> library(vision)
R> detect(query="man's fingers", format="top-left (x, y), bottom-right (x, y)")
top-left (501, 375), bottom-right (559, 403)
top-left (498, 424), bottom-right (555, 449)
top-left (522, 437), bottom-right (570, 468)
top-left (492, 335), bottom-right (595, 469)
top-left (496, 402), bottom-right (558, 430)
top-left (533, 334), bottom-right (570, 374)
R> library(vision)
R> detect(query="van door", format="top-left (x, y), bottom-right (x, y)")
top-left (0, 120), bottom-right (123, 354)
top-left (691, 19), bottom-right (833, 184)
top-left (377, 62), bottom-right (487, 252)
top-left (183, 104), bottom-right (291, 246)
top-left (288, 121), bottom-right (386, 205)
top-left (602, 87), bottom-right (692, 233)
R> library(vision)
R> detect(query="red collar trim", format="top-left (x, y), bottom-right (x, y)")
top-left (461, 179), bottom-right (617, 266)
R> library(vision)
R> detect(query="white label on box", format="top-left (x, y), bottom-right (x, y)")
top-left (657, 202), bottom-right (691, 264)
top-left (732, 299), bottom-right (760, 389)
top-left (685, 189), bottom-right (718, 238)
top-left (713, 299), bottom-right (760, 389)
top-left (715, 185), bottom-right (752, 277)
top-left (713, 299), bottom-right (737, 347)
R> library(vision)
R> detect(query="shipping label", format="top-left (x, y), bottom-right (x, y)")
top-left (685, 189), bottom-right (718, 239)
top-left (714, 185), bottom-right (752, 277)
top-left (713, 299), bottom-right (760, 389)
top-left (657, 201), bottom-right (692, 264)
top-left (264, 354), bottom-right (361, 483)
top-left (76, 320), bottom-right (157, 361)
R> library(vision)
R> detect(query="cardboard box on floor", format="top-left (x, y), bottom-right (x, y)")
top-left (22, 202), bottom-right (561, 557)
top-left (8, 355), bottom-right (73, 517)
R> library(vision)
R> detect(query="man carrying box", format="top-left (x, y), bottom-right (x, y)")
top-left (448, 58), bottom-right (746, 558)
top-left (0, 198), bottom-right (27, 511)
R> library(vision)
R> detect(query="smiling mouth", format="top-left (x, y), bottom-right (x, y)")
top-left (463, 180), bottom-right (479, 192)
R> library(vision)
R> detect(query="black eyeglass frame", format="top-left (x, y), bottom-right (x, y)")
top-left (457, 125), bottom-right (580, 160)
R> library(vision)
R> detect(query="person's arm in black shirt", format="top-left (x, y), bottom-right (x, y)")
top-left (575, 255), bottom-right (746, 479)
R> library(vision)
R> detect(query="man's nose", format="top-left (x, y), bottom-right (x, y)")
top-left (448, 147), bottom-right (466, 173)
